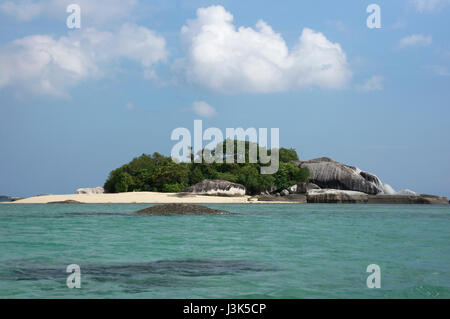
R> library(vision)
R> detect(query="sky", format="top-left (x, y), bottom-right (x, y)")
top-left (0, 0), bottom-right (449, 198)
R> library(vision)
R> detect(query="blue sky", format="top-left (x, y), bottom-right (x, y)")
top-left (0, 0), bottom-right (449, 197)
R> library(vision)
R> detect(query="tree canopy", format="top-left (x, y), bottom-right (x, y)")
top-left (104, 140), bottom-right (309, 195)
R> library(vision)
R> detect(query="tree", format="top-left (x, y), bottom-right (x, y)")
top-left (103, 139), bottom-right (309, 195)
top-left (274, 162), bottom-right (308, 191)
top-left (152, 162), bottom-right (189, 191)
top-left (189, 165), bottom-right (205, 185)
top-left (279, 148), bottom-right (299, 162)
top-left (114, 171), bottom-right (134, 193)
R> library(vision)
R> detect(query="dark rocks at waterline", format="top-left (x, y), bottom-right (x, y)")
top-left (305, 189), bottom-right (449, 204)
top-left (183, 179), bottom-right (246, 197)
top-left (48, 200), bottom-right (83, 204)
top-left (292, 157), bottom-right (384, 195)
top-left (258, 194), bottom-right (307, 203)
top-left (0, 195), bottom-right (12, 202)
top-left (368, 194), bottom-right (449, 205)
top-left (134, 203), bottom-right (231, 215)
top-left (306, 190), bottom-right (368, 204)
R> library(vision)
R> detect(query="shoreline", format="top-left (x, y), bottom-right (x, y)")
top-left (2, 191), bottom-right (449, 205)
top-left (2, 192), bottom-right (255, 204)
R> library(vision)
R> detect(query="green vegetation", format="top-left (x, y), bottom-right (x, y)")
top-left (104, 140), bottom-right (309, 195)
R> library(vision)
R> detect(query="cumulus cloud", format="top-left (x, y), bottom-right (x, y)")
top-left (0, 24), bottom-right (168, 96)
top-left (191, 101), bottom-right (217, 118)
top-left (176, 5), bottom-right (351, 93)
top-left (0, 0), bottom-right (138, 25)
top-left (413, 0), bottom-right (450, 12)
top-left (399, 34), bottom-right (432, 48)
top-left (356, 76), bottom-right (384, 92)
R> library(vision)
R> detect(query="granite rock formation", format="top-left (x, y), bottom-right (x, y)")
top-left (183, 179), bottom-right (246, 196)
top-left (306, 189), bottom-right (369, 204)
top-left (258, 194), bottom-right (307, 203)
top-left (289, 182), bottom-right (321, 194)
top-left (292, 157), bottom-right (384, 195)
top-left (368, 194), bottom-right (449, 204)
top-left (76, 187), bottom-right (105, 195)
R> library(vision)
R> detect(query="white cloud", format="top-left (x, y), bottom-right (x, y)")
top-left (191, 101), bottom-right (217, 118)
top-left (0, 0), bottom-right (138, 25)
top-left (0, 24), bottom-right (168, 96)
top-left (356, 76), bottom-right (384, 92)
top-left (399, 34), bottom-right (432, 48)
top-left (176, 5), bottom-right (351, 93)
top-left (413, 0), bottom-right (450, 12)
top-left (0, 1), bottom-right (43, 21)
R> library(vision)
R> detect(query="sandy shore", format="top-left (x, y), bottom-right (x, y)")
top-left (5, 192), bottom-right (256, 204)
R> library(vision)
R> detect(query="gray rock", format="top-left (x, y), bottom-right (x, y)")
top-left (292, 157), bottom-right (383, 195)
top-left (306, 189), bottom-right (368, 204)
top-left (76, 187), bottom-right (104, 195)
top-left (258, 194), bottom-right (306, 203)
top-left (48, 200), bottom-right (82, 204)
top-left (134, 203), bottom-right (230, 215)
top-left (182, 179), bottom-right (246, 196)
top-left (296, 182), bottom-right (321, 194)
top-left (281, 189), bottom-right (289, 196)
top-left (287, 184), bottom-right (297, 194)
top-left (368, 194), bottom-right (449, 204)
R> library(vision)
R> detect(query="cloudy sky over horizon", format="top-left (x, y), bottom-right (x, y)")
top-left (0, 0), bottom-right (449, 197)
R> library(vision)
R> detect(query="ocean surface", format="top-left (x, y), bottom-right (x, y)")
top-left (0, 203), bottom-right (449, 299)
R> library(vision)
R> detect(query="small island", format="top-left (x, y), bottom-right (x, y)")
top-left (6, 139), bottom-right (448, 205)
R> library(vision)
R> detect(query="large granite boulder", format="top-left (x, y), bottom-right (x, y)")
top-left (182, 179), bottom-right (246, 196)
top-left (76, 187), bottom-right (104, 195)
top-left (290, 182), bottom-right (321, 194)
top-left (306, 189), bottom-right (369, 203)
top-left (292, 157), bottom-right (384, 195)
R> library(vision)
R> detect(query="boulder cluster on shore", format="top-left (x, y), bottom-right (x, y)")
top-left (181, 158), bottom-right (449, 204)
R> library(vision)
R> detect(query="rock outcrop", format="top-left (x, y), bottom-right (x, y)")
top-left (0, 195), bottom-right (12, 202)
top-left (258, 194), bottom-right (307, 203)
top-left (288, 182), bottom-right (321, 194)
top-left (280, 189), bottom-right (290, 196)
top-left (368, 194), bottom-right (449, 204)
top-left (292, 157), bottom-right (384, 195)
top-left (76, 187), bottom-right (104, 195)
top-left (306, 189), bottom-right (369, 203)
top-left (182, 179), bottom-right (246, 196)
top-left (48, 200), bottom-right (82, 204)
top-left (134, 203), bottom-right (230, 215)
top-left (305, 189), bottom-right (449, 204)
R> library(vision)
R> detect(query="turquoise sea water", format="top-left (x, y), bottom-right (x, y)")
top-left (0, 203), bottom-right (449, 299)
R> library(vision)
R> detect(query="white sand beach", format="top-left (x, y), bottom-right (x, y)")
top-left (5, 192), bottom-right (255, 204)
